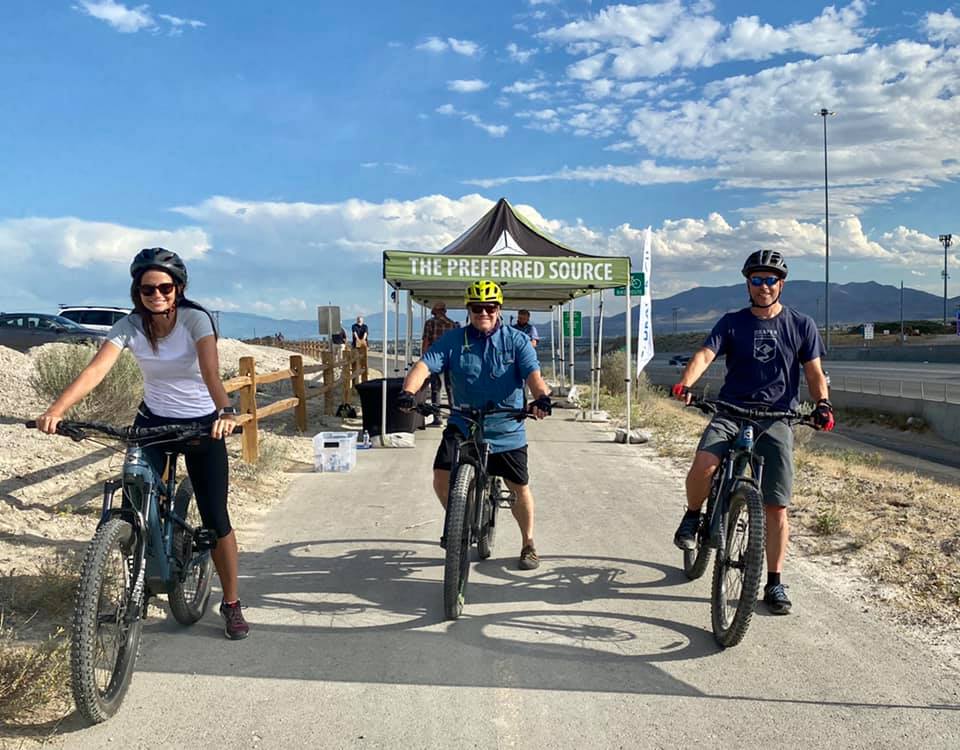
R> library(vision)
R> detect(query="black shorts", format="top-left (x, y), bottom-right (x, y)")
top-left (433, 426), bottom-right (529, 486)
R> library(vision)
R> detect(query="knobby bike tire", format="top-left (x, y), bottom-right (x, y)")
top-left (710, 485), bottom-right (765, 648)
top-left (477, 482), bottom-right (497, 560)
top-left (71, 517), bottom-right (144, 724)
top-left (682, 513), bottom-right (711, 580)
top-left (168, 478), bottom-right (214, 626)
top-left (443, 463), bottom-right (476, 620)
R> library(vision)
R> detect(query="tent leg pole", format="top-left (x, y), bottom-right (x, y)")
top-left (394, 292), bottom-right (400, 378)
top-left (381, 280), bottom-right (388, 446)
top-left (568, 299), bottom-right (575, 397)
top-left (596, 291), bottom-right (605, 411)
top-left (625, 286), bottom-right (632, 444)
top-left (590, 293), bottom-right (595, 412)
top-left (405, 292), bottom-right (412, 371)
top-left (550, 306), bottom-right (557, 384)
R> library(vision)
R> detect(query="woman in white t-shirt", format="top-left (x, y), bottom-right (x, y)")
top-left (37, 248), bottom-right (249, 640)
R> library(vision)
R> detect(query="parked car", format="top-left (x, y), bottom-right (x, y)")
top-left (0, 313), bottom-right (106, 352)
top-left (57, 305), bottom-right (130, 333)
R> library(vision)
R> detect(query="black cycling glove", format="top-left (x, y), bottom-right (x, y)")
top-left (396, 390), bottom-right (417, 412)
top-left (528, 395), bottom-right (552, 416)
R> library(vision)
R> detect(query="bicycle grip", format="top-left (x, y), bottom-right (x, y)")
top-left (24, 420), bottom-right (37, 429)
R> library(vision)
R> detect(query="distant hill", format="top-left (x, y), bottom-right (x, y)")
top-left (588, 281), bottom-right (959, 338)
top-left (218, 281), bottom-right (957, 342)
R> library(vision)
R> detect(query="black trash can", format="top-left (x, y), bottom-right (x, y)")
top-left (355, 378), bottom-right (427, 437)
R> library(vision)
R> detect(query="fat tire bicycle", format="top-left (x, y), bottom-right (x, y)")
top-left (679, 397), bottom-right (814, 648)
top-left (418, 403), bottom-right (527, 620)
top-left (26, 419), bottom-right (229, 723)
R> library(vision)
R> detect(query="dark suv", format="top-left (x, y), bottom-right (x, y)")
top-left (0, 313), bottom-right (106, 352)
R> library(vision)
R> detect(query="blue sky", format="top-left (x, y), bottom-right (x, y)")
top-left (2, 0), bottom-right (959, 322)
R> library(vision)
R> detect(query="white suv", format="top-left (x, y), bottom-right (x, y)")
top-left (57, 306), bottom-right (131, 333)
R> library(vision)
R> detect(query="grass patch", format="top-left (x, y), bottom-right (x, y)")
top-left (31, 343), bottom-right (143, 423)
top-left (231, 433), bottom-right (288, 482)
top-left (813, 508), bottom-right (843, 536)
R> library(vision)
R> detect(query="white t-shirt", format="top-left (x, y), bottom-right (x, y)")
top-left (107, 307), bottom-right (216, 418)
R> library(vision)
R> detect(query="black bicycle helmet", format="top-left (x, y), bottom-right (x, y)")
top-left (130, 247), bottom-right (188, 285)
top-left (742, 249), bottom-right (788, 279)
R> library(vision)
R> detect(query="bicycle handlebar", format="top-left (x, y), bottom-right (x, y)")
top-left (686, 396), bottom-right (813, 425)
top-left (415, 402), bottom-right (529, 423)
top-left (24, 420), bottom-right (239, 442)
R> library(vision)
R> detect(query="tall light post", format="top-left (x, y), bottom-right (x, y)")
top-left (672, 306), bottom-right (679, 334)
top-left (940, 234), bottom-right (953, 326)
top-left (818, 108), bottom-right (836, 350)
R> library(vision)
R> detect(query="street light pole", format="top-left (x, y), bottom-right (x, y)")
top-left (940, 234), bottom-right (953, 326)
top-left (818, 108), bottom-right (836, 351)
top-left (672, 306), bottom-right (679, 334)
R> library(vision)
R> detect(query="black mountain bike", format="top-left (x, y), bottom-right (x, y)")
top-left (680, 397), bottom-right (814, 648)
top-left (26, 420), bottom-right (227, 723)
top-left (418, 403), bottom-right (527, 620)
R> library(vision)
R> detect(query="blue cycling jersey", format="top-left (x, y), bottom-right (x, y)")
top-left (420, 322), bottom-right (540, 453)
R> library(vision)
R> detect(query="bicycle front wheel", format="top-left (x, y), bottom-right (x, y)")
top-left (443, 463), bottom-right (476, 620)
top-left (71, 517), bottom-right (144, 724)
top-left (710, 485), bottom-right (765, 648)
top-left (169, 478), bottom-right (214, 626)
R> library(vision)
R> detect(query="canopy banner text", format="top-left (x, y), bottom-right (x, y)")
top-left (385, 252), bottom-right (630, 287)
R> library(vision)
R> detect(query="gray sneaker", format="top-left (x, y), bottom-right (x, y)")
top-left (518, 545), bottom-right (539, 570)
top-left (763, 583), bottom-right (792, 615)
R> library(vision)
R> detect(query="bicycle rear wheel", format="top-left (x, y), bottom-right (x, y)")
top-left (71, 517), bottom-right (144, 724)
top-left (710, 485), bottom-right (765, 648)
top-left (477, 483), bottom-right (497, 560)
top-left (443, 463), bottom-right (476, 620)
top-left (682, 514), bottom-right (711, 580)
top-left (169, 478), bottom-right (214, 625)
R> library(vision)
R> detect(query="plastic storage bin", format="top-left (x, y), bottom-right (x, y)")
top-left (312, 431), bottom-right (357, 472)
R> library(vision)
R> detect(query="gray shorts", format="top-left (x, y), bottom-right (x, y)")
top-left (697, 416), bottom-right (794, 507)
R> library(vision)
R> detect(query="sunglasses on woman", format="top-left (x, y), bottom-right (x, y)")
top-left (139, 282), bottom-right (177, 296)
top-left (749, 276), bottom-right (781, 287)
top-left (468, 303), bottom-right (499, 315)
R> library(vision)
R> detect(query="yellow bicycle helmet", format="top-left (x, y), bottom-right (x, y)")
top-left (464, 279), bottom-right (503, 305)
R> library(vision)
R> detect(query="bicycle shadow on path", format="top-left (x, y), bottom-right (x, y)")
top-left (136, 537), bottom-right (710, 699)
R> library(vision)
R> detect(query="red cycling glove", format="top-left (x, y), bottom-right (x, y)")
top-left (813, 399), bottom-right (835, 431)
top-left (671, 383), bottom-right (688, 401)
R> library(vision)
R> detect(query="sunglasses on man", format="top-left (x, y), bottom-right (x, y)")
top-left (749, 276), bottom-right (781, 287)
top-left (139, 282), bottom-right (177, 296)
top-left (468, 303), bottom-right (500, 315)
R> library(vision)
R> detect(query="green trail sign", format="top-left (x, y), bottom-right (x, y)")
top-left (562, 311), bottom-right (582, 337)
top-left (614, 272), bottom-right (645, 297)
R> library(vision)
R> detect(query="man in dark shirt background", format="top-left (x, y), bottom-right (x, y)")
top-left (351, 316), bottom-right (368, 349)
top-left (512, 309), bottom-right (539, 348)
top-left (421, 301), bottom-right (459, 422)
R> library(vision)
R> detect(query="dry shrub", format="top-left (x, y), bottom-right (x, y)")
top-left (0, 628), bottom-right (70, 722)
top-left (31, 343), bottom-right (143, 422)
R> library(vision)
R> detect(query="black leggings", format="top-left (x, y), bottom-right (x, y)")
top-left (134, 405), bottom-right (232, 538)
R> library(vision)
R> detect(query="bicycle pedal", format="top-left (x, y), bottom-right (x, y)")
top-left (194, 528), bottom-right (218, 552)
top-left (439, 534), bottom-right (447, 549)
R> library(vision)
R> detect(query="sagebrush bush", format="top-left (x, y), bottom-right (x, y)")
top-left (30, 343), bottom-right (143, 422)
top-left (599, 349), bottom-right (628, 394)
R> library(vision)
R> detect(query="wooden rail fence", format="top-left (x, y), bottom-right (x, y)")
top-left (222, 345), bottom-right (368, 463)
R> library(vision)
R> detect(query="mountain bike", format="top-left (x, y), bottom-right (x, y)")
top-left (418, 403), bottom-right (527, 620)
top-left (26, 419), bottom-right (227, 723)
top-left (680, 397), bottom-right (814, 648)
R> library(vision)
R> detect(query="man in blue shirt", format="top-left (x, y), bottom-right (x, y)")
top-left (671, 250), bottom-right (834, 615)
top-left (512, 309), bottom-right (539, 347)
top-left (399, 280), bottom-right (552, 570)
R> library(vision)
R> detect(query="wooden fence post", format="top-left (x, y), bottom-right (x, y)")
top-left (341, 350), bottom-right (352, 406)
top-left (290, 354), bottom-right (307, 432)
top-left (239, 355), bottom-right (259, 463)
top-left (322, 351), bottom-right (335, 415)
top-left (361, 347), bottom-right (368, 383)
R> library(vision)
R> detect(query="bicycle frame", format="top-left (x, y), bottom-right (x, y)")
top-left (703, 426), bottom-right (766, 552)
top-left (447, 414), bottom-right (494, 544)
top-left (99, 443), bottom-right (201, 601)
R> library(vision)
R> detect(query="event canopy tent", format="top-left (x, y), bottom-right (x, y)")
top-left (383, 198), bottom-right (631, 311)
top-left (377, 197), bottom-right (637, 442)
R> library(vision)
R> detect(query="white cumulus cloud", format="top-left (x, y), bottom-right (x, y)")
top-left (448, 79), bottom-right (489, 93)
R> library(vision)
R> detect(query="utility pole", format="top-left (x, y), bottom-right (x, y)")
top-left (941, 234), bottom-right (953, 326)
top-left (818, 108), bottom-right (836, 351)
top-left (672, 307), bottom-right (679, 334)
top-left (899, 281), bottom-right (904, 345)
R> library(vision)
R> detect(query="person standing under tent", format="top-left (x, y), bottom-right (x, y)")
top-left (420, 301), bottom-right (459, 423)
top-left (398, 280), bottom-right (553, 570)
top-left (512, 309), bottom-right (539, 348)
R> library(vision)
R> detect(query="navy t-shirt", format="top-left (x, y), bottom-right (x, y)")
top-left (703, 306), bottom-right (825, 411)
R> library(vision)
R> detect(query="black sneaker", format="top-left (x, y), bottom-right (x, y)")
top-left (518, 545), bottom-right (539, 570)
top-left (763, 583), bottom-right (792, 615)
top-left (219, 599), bottom-right (250, 640)
top-left (673, 511), bottom-right (701, 550)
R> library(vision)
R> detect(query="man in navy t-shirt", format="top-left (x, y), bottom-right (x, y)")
top-left (671, 250), bottom-right (834, 615)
